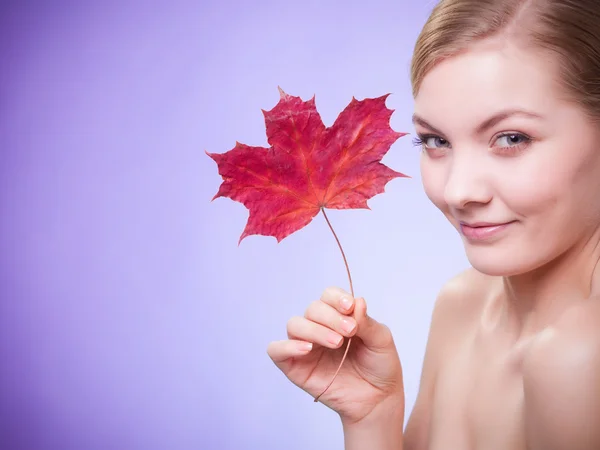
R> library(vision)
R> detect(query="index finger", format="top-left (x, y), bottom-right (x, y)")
top-left (320, 286), bottom-right (355, 315)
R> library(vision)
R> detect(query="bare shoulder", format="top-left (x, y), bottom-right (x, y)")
top-left (423, 266), bottom-right (499, 356)
top-left (430, 267), bottom-right (494, 327)
top-left (523, 298), bottom-right (600, 450)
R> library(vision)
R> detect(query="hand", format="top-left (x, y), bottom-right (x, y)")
top-left (267, 287), bottom-right (404, 424)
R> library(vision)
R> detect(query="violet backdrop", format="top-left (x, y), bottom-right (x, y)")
top-left (0, 1), bottom-right (470, 449)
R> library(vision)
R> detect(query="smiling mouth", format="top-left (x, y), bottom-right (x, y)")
top-left (459, 221), bottom-right (516, 240)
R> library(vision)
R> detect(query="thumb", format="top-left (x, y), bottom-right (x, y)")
top-left (353, 296), bottom-right (394, 350)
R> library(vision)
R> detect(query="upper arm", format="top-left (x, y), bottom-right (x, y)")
top-left (403, 269), bottom-right (483, 450)
top-left (524, 303), bottom-right (600, 450)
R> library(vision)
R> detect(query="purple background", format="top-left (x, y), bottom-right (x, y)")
top-left (0, 1), bottom-right (469, 449)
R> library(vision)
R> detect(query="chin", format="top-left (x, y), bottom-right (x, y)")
top-left (462, 242), bottom-right (541, 277)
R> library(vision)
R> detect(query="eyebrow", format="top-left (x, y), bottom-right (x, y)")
top-left (411, 109), bottom-right (545, 136)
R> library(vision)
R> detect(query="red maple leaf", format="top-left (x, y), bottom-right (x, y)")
top-left (206, 87), bottom-right (408, 245)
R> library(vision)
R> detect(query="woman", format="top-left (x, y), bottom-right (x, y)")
top-left (267, 1), bottom-right (600, 449)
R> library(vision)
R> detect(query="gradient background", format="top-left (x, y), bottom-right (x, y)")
top-left (0, 1), bottom-right (470, 449)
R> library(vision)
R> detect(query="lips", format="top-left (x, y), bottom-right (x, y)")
top-left (459, 220), bottom-right (516, 241)
top-left (464, 222), bottom-right (501, 227)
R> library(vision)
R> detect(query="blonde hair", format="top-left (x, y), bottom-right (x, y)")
top-left (410, 0), bottom-right (600, 121)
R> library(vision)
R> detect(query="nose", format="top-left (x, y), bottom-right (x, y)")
top-left (443, 153), bottom-right (492, 209)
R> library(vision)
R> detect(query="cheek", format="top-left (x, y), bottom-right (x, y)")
top-left (500, 172), bottom-right (561, 217)
top-left (501, 158), bottom-right (597, 233)
top-left (507, 134), bottom-right (600, 219)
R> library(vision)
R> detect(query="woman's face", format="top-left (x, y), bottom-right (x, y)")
top-left (414, 38), bottom-right (600, 276)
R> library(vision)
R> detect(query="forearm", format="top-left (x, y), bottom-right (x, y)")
top-left (342, 399), bottom-right (404, 450)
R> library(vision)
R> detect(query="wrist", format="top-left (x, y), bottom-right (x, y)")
top-left (341, 392), bottom-right (405, 428)
top-left (341, 395), bottom-right (404, 450)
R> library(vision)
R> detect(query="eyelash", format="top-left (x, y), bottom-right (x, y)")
top-left (412, 132), bottom-right (533, 156)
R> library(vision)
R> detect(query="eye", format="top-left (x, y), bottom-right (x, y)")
top-left (495, 133), bottom-right (528, 147)
top-left (413, 134), bottom-right (450, 149)
top-left (492, 132), bottom-right (532, 154)
top-left (413, 134), bottom-right (451, 158)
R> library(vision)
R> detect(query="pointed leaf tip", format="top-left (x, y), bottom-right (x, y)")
top-left (237, 232), bottom-right (246, 246)
top-left (205, 149), bottom-right (219, 164)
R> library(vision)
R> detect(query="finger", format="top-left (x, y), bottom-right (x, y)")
top-left (320, 286), bottom-right (355, 315)
top-left (353, 297), bottom-right (394, 350)
top-left (286, 315), bottom-right (345, 349)
top-left (267, 339), bottom-right (313, 364)
top-left (304, 299), bottom-right (357, 338)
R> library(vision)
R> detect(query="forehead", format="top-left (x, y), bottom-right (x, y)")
top-left (414, 38), bottom-right (565, 125)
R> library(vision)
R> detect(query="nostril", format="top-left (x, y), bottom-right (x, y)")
top-left (443, 176), bottom-right (492, 209)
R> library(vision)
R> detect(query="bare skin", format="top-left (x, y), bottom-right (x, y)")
top-left (406, 269), bottom-right (600, 450)
top-left (268, 35), bottom-right (600, 449)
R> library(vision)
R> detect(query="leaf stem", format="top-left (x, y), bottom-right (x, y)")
top-left (314, 207), bottom-right (354, 403)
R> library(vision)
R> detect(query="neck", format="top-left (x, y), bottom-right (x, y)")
top-left (500, 229), bottom-right (600, 337)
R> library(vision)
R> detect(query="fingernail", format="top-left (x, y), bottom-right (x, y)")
top-left (327, 333), bottom-right (343, 346)
top-left (341, 318), bottom-right (356, 334)
top-left (299, 342), bottom-right (313, 352)
top-left (340, 297), bottom-right (352, 311)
